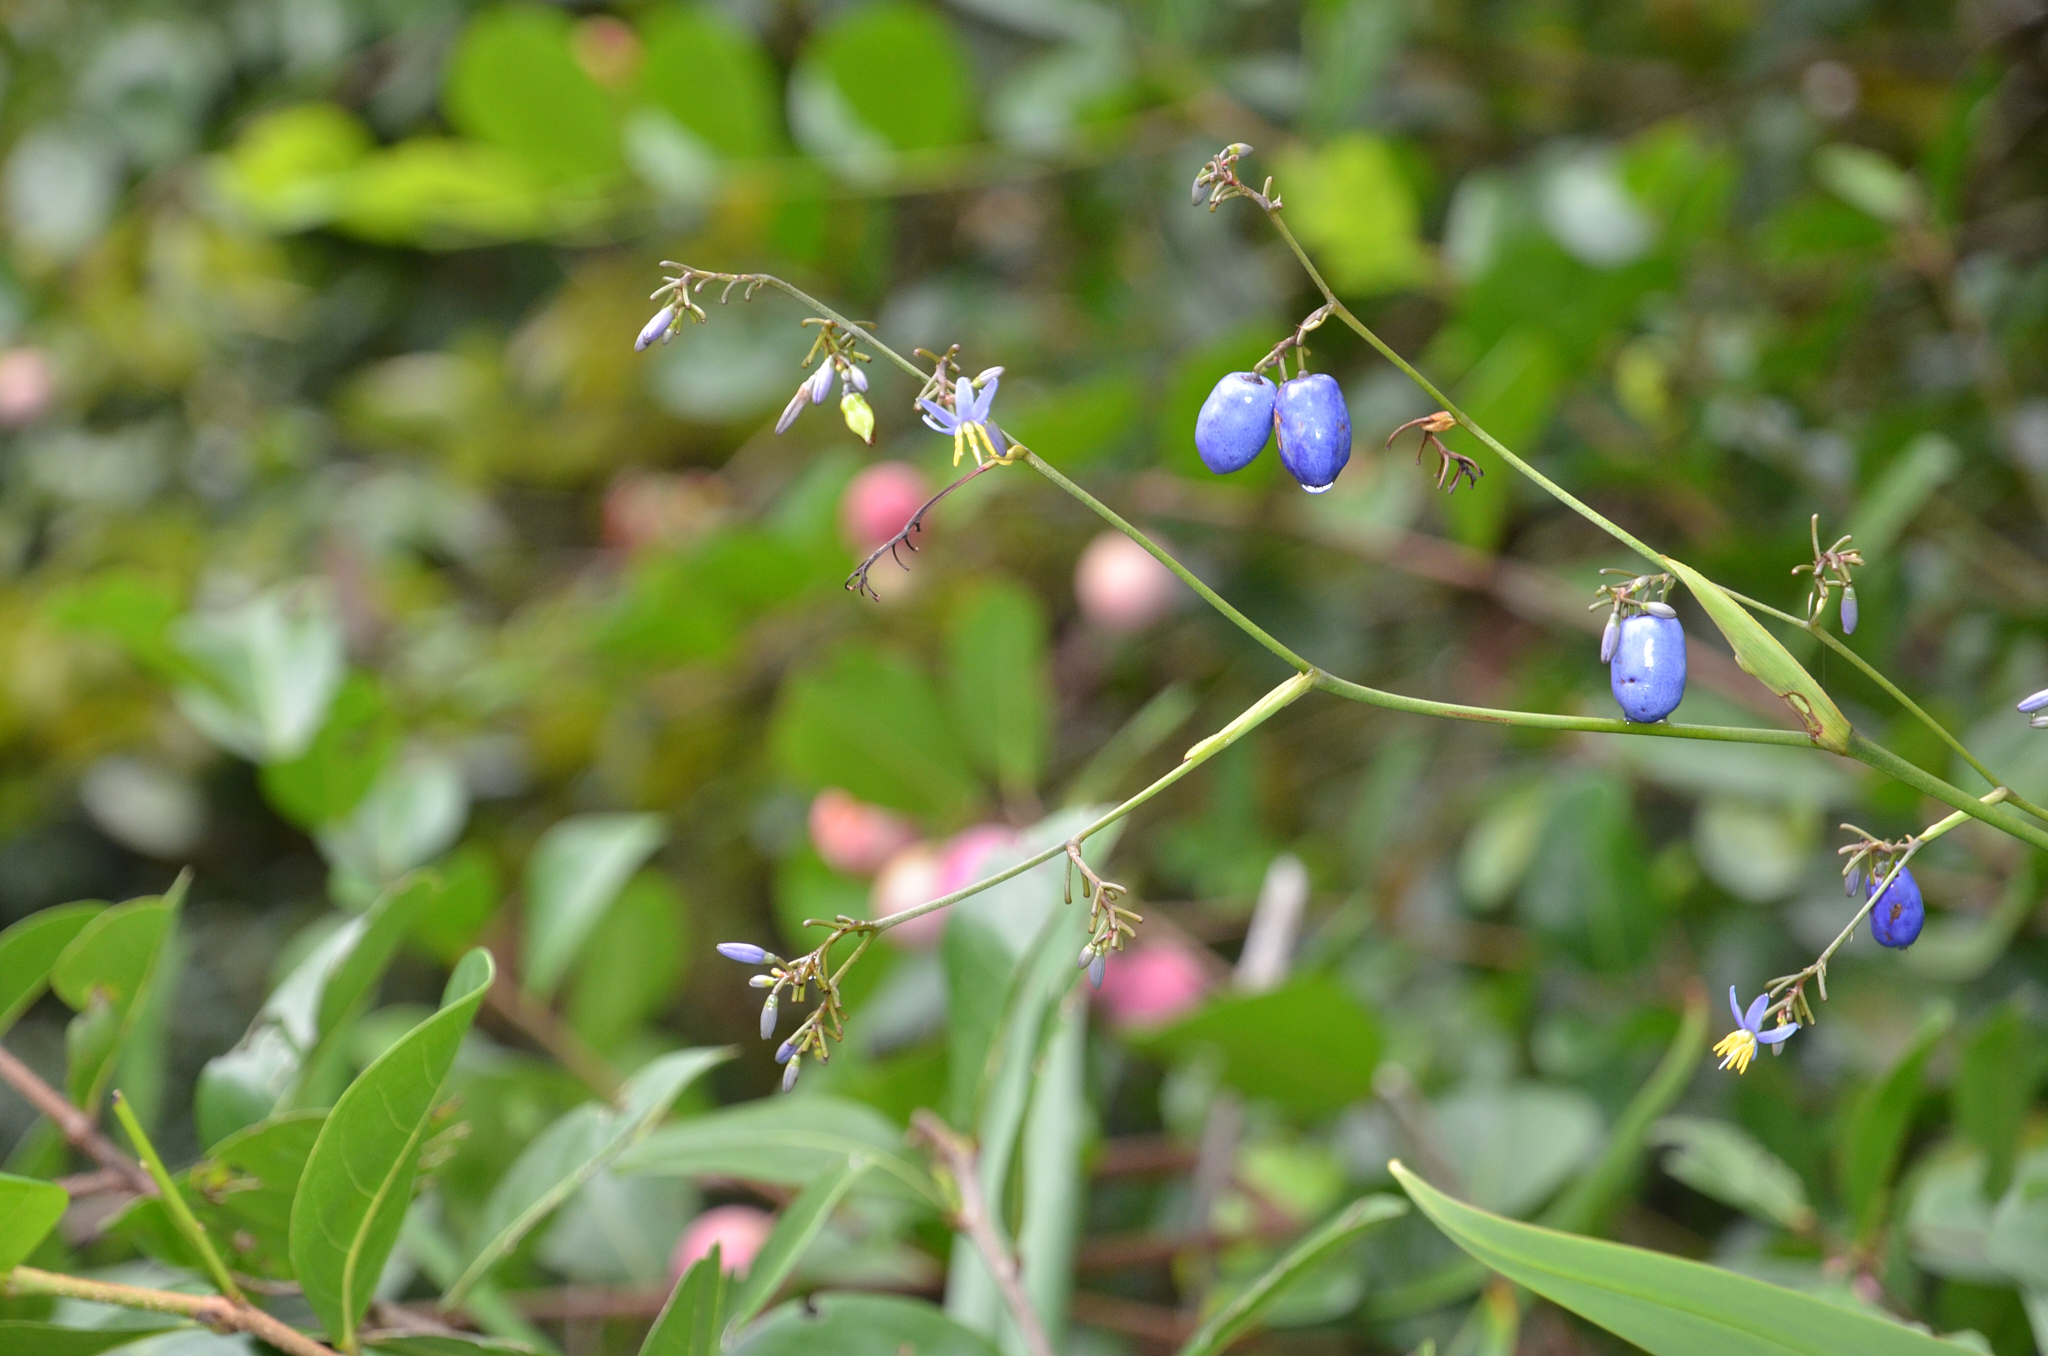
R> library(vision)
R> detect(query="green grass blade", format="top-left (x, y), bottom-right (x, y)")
top-left (1177, 1194), bottom-right (1409, 1356)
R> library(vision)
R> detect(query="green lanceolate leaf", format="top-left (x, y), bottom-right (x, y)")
top-left (444, 1047), bottom-right (729, 1307)
top-left (725, 1155), bottom-right (873, 1340)
top-left (1661, 558), bottom-right (1851, 753)
top-left (729, 1294), bottom-right (1001, 1356)
top-left (0, 1322), bottom-right (179, 1355)
top-left (0, 1172), bottom-right (69, 1270)
top-left (289, 948), bottom-right (494, 1352)
top-left (1651, 1116), bottom-right (1814, 1232)
top-left (50, 879), bottom-right (185, 1113)
top-left (1839, 1004), bottom-right (1952, 1239)
top-left (1393, 1162), bottom-right (1972, 1356)
top-left (640, 1247), bottom-right (728, 1356)
top-left (613, 1096), bottom-right (940, 1205)
top-left (0, 903), bottom-right (104, 1038)
top-left (1177, 1194), bottom-right (1409, 1356)
top-left (521, 812), bottom-right (667, 998)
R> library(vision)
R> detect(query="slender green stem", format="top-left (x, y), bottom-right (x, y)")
top-left (3, 1265), bottom-right (339, 1356)
top-left (1724, 586), bottom-right (2048, 825)
top-left (1313, 671), bottom-right (1813, 745)
top-left (1850, 733), bottom-right (2048, 852)
top-left (111, 1092), bottom-right (244, 1304)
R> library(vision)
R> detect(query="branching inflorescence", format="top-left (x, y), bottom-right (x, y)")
top-left (636, 146), bottom-right (2048, 1083)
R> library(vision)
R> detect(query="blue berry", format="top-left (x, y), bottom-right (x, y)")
top-left (1609, 613), bottom-right (1686, 723)
top-left (1274, 374), bottom-right (1351, 493)
top-left (1867, 867), bottom-right (1924, 948)
top-left (1194, 373), bottom-right (1277, 474)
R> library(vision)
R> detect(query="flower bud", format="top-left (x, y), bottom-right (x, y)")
top-left (2018, 688), bottom-right (2048, 714)
top-left (775, 1040), bottom-right (797, 1065)
top-left (1191, 177), bottom-right (1207, 206)
top-left (748, 974), bottom-right (774, 989)
top-left (635, 305), bottom-right (677, 352)
top-left (841, 390), bottom-right (876, 445)
top-left (844, 362), bottom-right (868, 392)
top-left (759, 994), bottom-right (778, 1040)
top-left (775, 384), bottom-right (810, 434)
top-left (1840, 585), bottom-right (1858, 635)
top-left (1643, 601), bottom-right (1677, 619)
top-left (1078, 945), bottom-right (1097, 970)
top-left (782, 1056), bottom-right (802, 1092)
top-left (717, 942), bottom-right (769, 965)
top-left (2031, 713), bottom-right (2048, 730)
top-left (1599, 615), bottom-right (1619, 664)
top-left (1088, 953), bottom-right (1107, 989)
top-left (809, 365), bottom-right (834, 405)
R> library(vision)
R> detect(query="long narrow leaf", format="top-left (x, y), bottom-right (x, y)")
top-left (0, 904), bottom-right (104, 1038)
top-left (1394, 1162), bottom-right (1973, 1356)
top-left (1177, 1194), bottom-right (1408, 1356)
top-left (640, 1246), bottom-right (727, 1356)
top-left (724, 1155), bottom-right (872, 1340)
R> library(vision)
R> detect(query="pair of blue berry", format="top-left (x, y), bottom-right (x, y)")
top-left (1195, 371), bottom-right (1351, 492)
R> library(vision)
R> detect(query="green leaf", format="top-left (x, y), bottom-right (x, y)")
top-left (1955, 1003), bottom-right (2036, 1200)
top-left (414, 843), bottom-right (504, 964)
top-left (730, 1294), bottom-right (1000, 1356)
top-left (1443, 329), bottom-right (1562, 550)
top-left (635, 6), bottom-right (781, 158)
top-left (318, 874), bottom-right (439, 1040)
top-left (1660, 557), bottom-right (1851, 753)
top-left (289, 948), bottom-right (495, 1352)
top-left (260, 674), bottom-right (399, 829)
top-left (317, 754), bottom-right (471, 900)
top-left (173, 584), bottom-right (346, 763)
top-left (614, 1096), bottom-right (940, 1204)
top-left (1016, 988), bottom-right (1088, 1350)
top-left (187, 1111), bottom-right (327, 1279)
top-left (42, 569), bottom-right (191, 684)
top-left (51, 884), bottom-right (183, 1113)
top-left (565, 873), bottom-right (686, 1053)
top-left (1813, 144), bottom-right (1919, 224)
top-left (792, 2), bottom-right (976, 162)
top-left (725, 1156), bottom-right (873, 1339)
top-left (521, 813), bottom-right (667, 997)
top-left (772, 645), bottom-right (980, 820)
top-left (1849, 433), bottom-right (1957, 561)
top-left (1435, 1083), bottom-right (1602, 1218)
top-left (444, 6), bottom-right (623, 183)
top-left (1394, 1161), bottom-right (1971, 1355)
top-left (1275, 134), bottom-right (1430, 295)
top-left (0, 903), bottom-right (104, 1038)
top-left (1177, 1194), bottom-right (1409, 1356)
top-left (214, 102), bottom-right (375, 232)
top-left (445, 1048), bottom-right (729, 1306)
top-left (0, 1172), bottom-right (69, 1270)
top-left (639, 1249), bottom-right (729, 1356)
top-left (0, 1323), bottom-right (175, 1355)
top-left (332, 139), bottom-right (562, 246)
top-left (1652, 1116), bottom-right (1815, 1232)
top-left (1133, 975), bottom-right (1380, 1116)
top-left (1839, 1005), bottom-right (1951, 1239)
top-left (946, 582), bottom-right (1050, 802)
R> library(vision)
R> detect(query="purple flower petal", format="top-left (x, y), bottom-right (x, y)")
top-left (1727, 986), bottom-right (1745, 1028)
top-left (918, 399), bottom-right (959, 433)
top-left (635, 305), bottom-right (677, 352)
top-left (2019, 687), bottom-right (2048, 714)
top-left (1756, 1024), bottom-right (1799, 1045)
top-left (1742, 992), bottom-right (1769, 1032)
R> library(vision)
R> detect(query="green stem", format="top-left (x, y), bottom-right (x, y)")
top-left (1850, 733), bottom-right (2048, 852)
top-left (2, 1265), bottom-right (339, 1356)
top-left (1312, 672), bottom-right (1813, 745)
top-left (111, 1091), bottom-right (245, 1304)
top-left (1724, 587), bottom-right (2048, 825)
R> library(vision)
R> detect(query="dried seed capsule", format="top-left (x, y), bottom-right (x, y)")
top-left (1194, 373), bottom-right (1278, 475)
top-left (1840, 585), bottom-right (1858, 635)
top-left (2018, 687), bottom-right (2048, 714)
top-left (1867, 866), bottom-right (1924, 949)
top-left (782, 1057), bottom-right (802, 1093)
top-left (1642, 601), bottom-right (1677, 619)
top-left (634, 305), bottom-right (677, 351)
top-left (1599, 615), bottom-right (1619, 664)
top-left (1274, 373), bottom-right (1352, 493)
top-left (1609, 613), bottom-right (1687, 723)
top-left (717, 943), bottom-right (769, 965)
top-left (759, 994), bottom-right (779, 1040)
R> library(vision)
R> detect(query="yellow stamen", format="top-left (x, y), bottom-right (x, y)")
top-left (1712, 1028), bottom-right (1757, 1075)
top-left (953, 429), bottom-right (967, 466)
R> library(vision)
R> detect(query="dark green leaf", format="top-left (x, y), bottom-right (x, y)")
top-left (521, 813), bottom-right (667, 997)
top-left (725, 1156), bottom-right (872, 1338)
top-left (772, 645), bottom-right (979, 819)
top-left (565, 872), bottom-right (686, 1052)
top-left (0, 1322), bottom-right (176, 1355)
top-left (51, 884), bottom-right (182, 1113)
top-left (444, 6), bottom-right (622, 183)
top-left (0, 903), bottom-right (104, 1038)
top-left (289, 948), bottom-right (494, 1352)
top-left (946, 582), bottom-right (1049, 802)
top-left (639, 1248), bottom-right (728, 1356)
top-left (260, 673), bottom-right (399, 829)
top-left (0, 1173), bottom-right (69, 1270)
top-left (634, 6), bottom-right (781, 158)
top-left (1178, 1195), bottom-right (1409, 1356)
top-left (1955, 1003), bottom-right (2036, 1200)
top-left (1395, 1162), bottom-right (1971, 1355)
top-left (1134, 975), bottom-right (1380, 1116)
top-left (730, 1294), bottom-right (1000, 1356)
top-left (1838, 1004), bottom-right (1951, 1238)
top-left (794, 2), bottom-right (975, 156)
top-left (1652, 1116), bottom-right (1814, 1231)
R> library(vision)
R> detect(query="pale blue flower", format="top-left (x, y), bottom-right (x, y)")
top-left (1713, 986), bottom-right (1797, 1074)
top-left (919, 371), bottom-right (1007, 466)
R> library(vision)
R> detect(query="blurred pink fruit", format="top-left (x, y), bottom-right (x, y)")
top-left (873, 842), bottom-right (946, 948)
top-left (670, 1205), bottom-right (774, 1280)
top-left (1094, 942), bottom-right (1209, 1029)
top-left (808, 788), bottom-right (918, 876)
top-left (841, 462), bottom-right (929, 552)
top-left (935, 824), bottom-right (1016, 896)
top-left (0, 348), bottom-right (54, 427)
top-left (1075, 531), bottom-right (1182, 633)
top-left (602, 471), bottom-right (724, 553)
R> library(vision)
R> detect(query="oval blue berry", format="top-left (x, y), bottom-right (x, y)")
top-left (1866, 865), bottom-right (1924, 948)
top-left (1609, 613), bottom-right (1686, 723)
top-left (1275, 374), bottom-right (1351, 493)
top-left (1194, 372), bottom-right (1277, 474)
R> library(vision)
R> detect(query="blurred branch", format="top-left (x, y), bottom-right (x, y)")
top-left (482, 969), bottom-right (623, 1100)
top-left (911, 1111), bottom-right (1058, 1356)
top-left (0, 1045), bottom-right (155, 1198)
top-left (3, 1266), bottom-right (339, 1356)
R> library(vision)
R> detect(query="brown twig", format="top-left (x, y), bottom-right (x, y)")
top-left (4, 1265), bottom-right (340, 1356)
top-left (845, 460), bottom-right (1003, 599)
top-left (482, 971), bottom-right (623, 1099)
top-left (910, 1111), bottom-right (1058, 1356)
top-left (0, 1045), bottom-right (155, 1197)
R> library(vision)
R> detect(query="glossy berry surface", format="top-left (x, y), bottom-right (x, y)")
top-left (1867, 866), bottom-right (1924, 948)
top-left (1194, 373), bottom-right (1276, 474)
top-left (1609, 613), bottom-right (1686, 723)
top-left (1274, 373), bottom-right (1351, 492)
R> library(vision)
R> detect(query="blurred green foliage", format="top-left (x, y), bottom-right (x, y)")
top-left (0, 0), bottom-right (2044, 1352)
